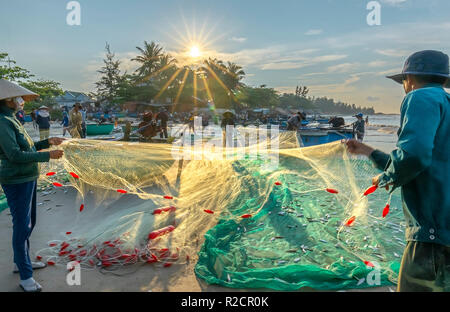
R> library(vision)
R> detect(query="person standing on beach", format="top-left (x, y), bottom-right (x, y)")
top-left (156, 108), bottom-right (169, 139)
top-left (35, 106), bottom-right (51, 140)
top-left (80, 105), bottom-right (87, 138)
top-left (346, 50), bottom-right (450, 292)
top-left (352, 113), bottom-right (365, 142)
top-left (69, 103), bottom-right (82, 138)
top-left (287, 112), bottom-right (306, 147)
top-left (30, 109), bottom-right (37, 130)
top-left (0, 80), bottom-right (64, 292)
top-left (61, 111), bottom-right (69, 136)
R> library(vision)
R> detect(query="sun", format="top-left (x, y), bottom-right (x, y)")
top-left (189, 45), bottom-right (201, 58)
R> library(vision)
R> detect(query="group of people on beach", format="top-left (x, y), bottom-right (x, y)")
top-left (0, 50), bottom-right (449, 292)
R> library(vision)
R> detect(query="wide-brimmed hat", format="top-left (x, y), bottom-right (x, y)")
top-left (386, 50), bottom-right (450, 88)
top-left (0, 79), bottom-right (39, 101)
top-left (39, 105), bottom-right (49, 110)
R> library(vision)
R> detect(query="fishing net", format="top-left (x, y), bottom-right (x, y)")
top-left (35, 127), bottom-right (404, 290)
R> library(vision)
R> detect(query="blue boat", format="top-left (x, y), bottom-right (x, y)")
top-left (299, 128), bottom-right (354, 147)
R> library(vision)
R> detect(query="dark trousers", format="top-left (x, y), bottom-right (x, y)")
top-left (1, 180), bottom-right (37, 280)
top-left (398, 241), bottom-right (450, 292)
top-left (160, 125), bottom-right (168, 138)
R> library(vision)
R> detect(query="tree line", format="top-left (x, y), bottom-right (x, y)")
top-left (1, 46), bottom-right (376, 116)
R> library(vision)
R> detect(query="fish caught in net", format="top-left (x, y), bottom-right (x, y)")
top-left (35, 128), bottom-right (404, 290)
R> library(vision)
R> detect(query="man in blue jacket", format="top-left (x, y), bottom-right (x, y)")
top-left (346, 50), bottom-right (449, 292)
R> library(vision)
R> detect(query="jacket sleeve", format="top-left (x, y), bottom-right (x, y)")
top-left (34, 139), bottom-right (50, 151)
top-left (378, 91), bottom-right (441, 188)
top-left (369, 150), bottom-right (390, 171)
top-left (0, 120), bottom-right (50, 163)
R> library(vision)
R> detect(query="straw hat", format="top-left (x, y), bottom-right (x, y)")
top-left (0, 79), bottom-right (39, 102)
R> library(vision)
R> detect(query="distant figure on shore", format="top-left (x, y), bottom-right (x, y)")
top-left (15, 108), bottom-right (26, 125)
top-left (69, 103), bottom-right (82, 138)
top-left (328, 116), bottom-right (345, 128)
top-left (80, 106), bottom-right (87, 138)
top-left (138, 112), bottom-right (157, 138)
top-left (61, 111), bottom-right (69, 136)
top-left (31, 109), bottom-right (38, 130)
top-left (287, 112), bottom-right (305, 131)
top-left (188, 113), bottom-right (195, 133)
top-left (156, 108), bottom-right (169, 139)
top-left (221, 111), bottom-right (235, 129)
top-left (36, 106), bottom-right (51, 140)
top-left (365, 116), bottom-right (369, 126)
top-left (352, 113), bottom-right (365, 142)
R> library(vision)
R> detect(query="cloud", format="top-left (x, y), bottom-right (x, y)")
top-left (367, 96), bottom-right (380, 102)
top-left (231, 37), bottom-right (247, 43)
top-left (375, 49), bottom-right (409, 58)
top-left (305, 29), bottom-right (323, 36)
top-left (368, 60), bottom-right (388, 67)
top-left (327, 63), bottom-right (358, 73)
top-left (260, 54), bottom-right (347, 70)
top-left (381, 0), bottom-right (407, 6)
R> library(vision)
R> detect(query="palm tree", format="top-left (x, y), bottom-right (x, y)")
top-left (132, 41), bottom-right (164, 81)
top-left (225, 62), bottom-right (245, 91)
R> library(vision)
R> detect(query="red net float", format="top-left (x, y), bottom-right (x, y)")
top-left (364, 260), bottom-right (375, 267)
top-left (274, 182), bottom-right (282, 186)
top-left (326, 188), bottom-right (339, 194)
top-left (241, 214), bottom-right (252, 219)
top-left (60, 242), bottom-right (70, 251)
top-left (66, 232), bottom-right (72, 235)
top-left (46, 172), bottom-right (56, 176)
top-left (89, 259), bottom-right (95, 266)
top-left (148, 225), bottom-right (176, 240)
top-left (59, 251), bottom-right (69, 256)
top-left (204, 209), bottom-right (214, 214)
top-left (147, 254), bottom-right (158, 264)
top-left (49, 243), bottom-right (57, 247)
top-left (36, 256), bottom-right (42, 261)
top-left (79, 204), bottom-right (84, 212)
top-left (69, 172), bottom-right (79, 179)
top-left (116, 189), bottom-right (127, 194)
top-left (363, 185), bottom-right (378, 196)
top-left (47, 261), bottom-right (55, 265)
top-left (382, 204), bottom-right (390, 218)
top-left (163, 195), bottom-right (173, 199)
top-left (78, 250), bottom-right (87, 257)
top-left (163, 263), bottom-right (172, 268)
top-left (53, 182), bottom-right (63, 187)
top-left (345, 216), bottom-right (356, 226)
top-left (153, 206), bottom-right (176, 215)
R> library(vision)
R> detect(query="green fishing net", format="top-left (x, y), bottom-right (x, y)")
top-left (35, 128), bottom-right (403, 290)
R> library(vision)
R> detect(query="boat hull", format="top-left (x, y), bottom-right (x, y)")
top-left (86, 124), bottom-right (114, 136)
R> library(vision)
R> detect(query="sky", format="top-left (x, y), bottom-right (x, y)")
top-left (1, 0), bottom-right (449, 113)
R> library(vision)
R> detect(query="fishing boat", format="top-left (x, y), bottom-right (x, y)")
top-left (299, 128), bottom-right (354, 147)
top-left (86, 123), bottom-right (115, 136)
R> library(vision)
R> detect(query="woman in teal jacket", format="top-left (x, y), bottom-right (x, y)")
top-left (346, 50), bottom-right (450, 292)
top-left (0, 82), bottom-right (64, 292)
